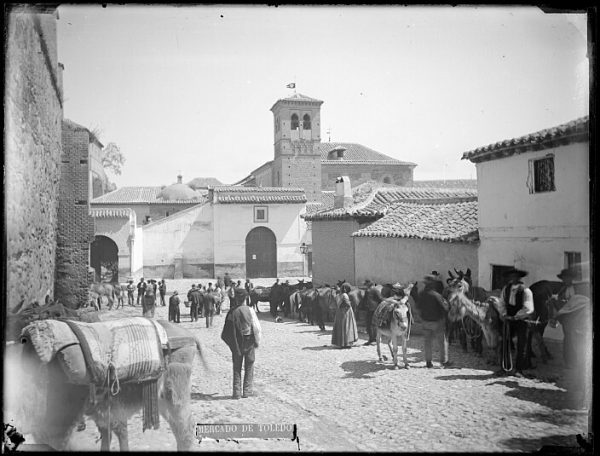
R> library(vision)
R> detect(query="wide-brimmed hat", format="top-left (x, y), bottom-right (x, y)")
top-left (557, 268), bottom-right (576, 280)
top-left (502, 267), bottom-right (528, 278)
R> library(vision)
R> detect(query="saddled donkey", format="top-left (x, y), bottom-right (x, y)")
top-left (311, 287), bottom-right (337, 330)
top-left (374, 286), bottom-right (413, 369)
top-left (18, 317), bottom-right (207, 451)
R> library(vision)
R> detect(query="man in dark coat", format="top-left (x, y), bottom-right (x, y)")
top-left (188, 284), bottom-right (199, 322)
top-left (204, 292), bottom-right (218, 328)
top-left (169, 290), bottom-right (181, 323)
top-left (416, 275), bottom-right (450, 368)
top-left (221, 297), bottom-right (261, 399)
top-left (363, 279), bottom-right (383, 345)
top-left (136, 278), bottom-right (147, 305)
top-left (270, 278), bottom-right (281, 318)
top-left (159, 279), bottom-right (167, 306)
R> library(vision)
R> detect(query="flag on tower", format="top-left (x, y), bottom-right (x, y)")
top-left (286, 82), bottom-right (296, 89)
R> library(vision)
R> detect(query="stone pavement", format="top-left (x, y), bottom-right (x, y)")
top-left (65, 288), bottom-right (589, 452)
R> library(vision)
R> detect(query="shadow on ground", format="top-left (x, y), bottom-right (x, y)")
top-left (191, 392), bottom-right (234, 401)
top-left (301, 345), bottom-right (337, 351)
top-left (499, 433), bottom-right (586, 453)
top-left (486, 379), bottom-right (584, 410)
top-left (434, 372), bottom-right (497, 381)
top-left (340, 360), bottom-right (397, 379)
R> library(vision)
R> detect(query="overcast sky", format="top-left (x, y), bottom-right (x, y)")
top-left (56, 5), bottom-right (589, 188)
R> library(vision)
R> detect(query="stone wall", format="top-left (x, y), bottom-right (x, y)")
top-left (274, 155), bottom-right (322, 202)
top-left (5, 7), bottom-right (62, 309)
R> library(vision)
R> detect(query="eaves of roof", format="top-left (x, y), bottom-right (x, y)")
top-left (462, 116), bottom-right (589, 163)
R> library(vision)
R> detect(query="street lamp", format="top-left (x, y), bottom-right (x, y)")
top-left (300, 242), bottom-right (309, 255)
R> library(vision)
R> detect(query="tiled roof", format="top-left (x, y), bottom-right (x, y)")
top-left (271, 93), bottom-right (324, 108)
top-left (89, 207), bottom-right (133, 218)
top-left (318, 142), bottom-right (416, 166)
top-left (412, 179), bottom-right (478, 189)
top-left (462, 116), bottom-right (589, 163)
top-left (92, 187), bottom-right (206, 204)
top-left (304, 191), bottom-right (335, 215)
top-left (211, 186), bottom-right (307, 204)
top-left (353, 201), bottom-right (479, 243)
top-left (304, 184), bottom-right (477, 221)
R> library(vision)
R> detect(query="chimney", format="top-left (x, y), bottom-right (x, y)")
top-left (327, 146), bottom-right (346, 161)
top-left (334, 176), bottom-right (352, 208)
top-left (177, 174), bottom-right (182, 184)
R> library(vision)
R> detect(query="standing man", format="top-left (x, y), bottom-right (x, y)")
top-left (190, 285), bottom-right (202, 322)
top-left (126, 279), bottom-right (136, 306)
top-left (270, 279), bottom-right (281, 318)
top-left (142, 279), bottom-right (156, 318)
top-left (152, 280), bottom-right (158, 306)
top-left (197, 283), bottom-right (204, 318)
top-left (363, 279), bottom-right (383, 346)
top-left (244, 279), bottom-right (254, 306)
top-left (188, 284), bottom-right (197, 322)
top-left (416, 274), bottom-right (451, 368)
top-left (221, 292), bottom-right (262, 399)
top-left (204, 292), bottom-right (218, 328)
top-left (499, 267), bottom-right (534, 377)
top-left (555, 268), bottom-right (576, 368)
top-left (137, 278), bottom-right (147, 306)
top-left (169, 290), bottom-right (181, 323)
top-left (159, 279), bottom-right (167, 306)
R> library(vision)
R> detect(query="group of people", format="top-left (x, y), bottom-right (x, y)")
top-left (128, 277), bottom-right (167, 308)
top-left (330, 265), bottom-right (583, 377)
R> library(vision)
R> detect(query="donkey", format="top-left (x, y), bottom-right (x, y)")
top-left (446, 278), bottom-right (503, 365)
top-left (17, 319), bottom-right (208, 451)
top-left (375, 285), bottom-right (413, 369)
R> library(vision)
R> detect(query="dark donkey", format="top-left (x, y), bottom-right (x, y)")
top-left (526, 280), bottom-right (563, 364)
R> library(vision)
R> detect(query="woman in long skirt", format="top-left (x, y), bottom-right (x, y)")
top-left (332, 283), bottom-right (358, 348)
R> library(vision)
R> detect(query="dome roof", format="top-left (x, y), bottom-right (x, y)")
top-left (157, 183), bottom-right (201, 201)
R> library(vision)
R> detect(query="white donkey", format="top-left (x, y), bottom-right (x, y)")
top-left (375, 285), bottom-right (413, 369)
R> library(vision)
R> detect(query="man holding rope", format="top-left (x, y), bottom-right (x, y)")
top-left (498, 267), bottom-right (534, 377)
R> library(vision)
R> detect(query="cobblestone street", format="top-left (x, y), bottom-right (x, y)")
top-left (68, 282), bottom-right (589, 452)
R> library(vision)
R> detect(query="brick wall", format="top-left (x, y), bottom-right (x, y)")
top-left (56, 121), bottom-right (96, 308)
top-left (274, 155), bottom-right (322, 202)
top-left (322, 163), bottom-right (414, 189)
top-left (5, 8), bottom-right (62, 309)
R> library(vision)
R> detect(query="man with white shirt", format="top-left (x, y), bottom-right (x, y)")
top-left (499, 267), bottom-right (534, 377)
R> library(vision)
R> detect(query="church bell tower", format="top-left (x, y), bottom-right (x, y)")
top-left (270, 93), bottom-right (323, 202)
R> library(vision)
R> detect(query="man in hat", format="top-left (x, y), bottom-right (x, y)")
top-left (169, 290), bottom-right (181, 323)
top-left (415, 274), bottom-right (451, 368)
top-left (363, 279), bottom-right (383, 345)
top-left (221, 289), bottom-right (262, 399)
top-left (159, 279), bottom-right (167, 306)
top-left (126, 279), bottom-right (136, 306)
top-left (499, 267), bottom-right (534, 376)
top-left (136, 278), bottom-right (147, 305)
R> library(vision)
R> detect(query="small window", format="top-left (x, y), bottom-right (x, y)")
top-left (303, 114), bottom-right (311, 129)
top-left (564, 251), bottom-right (583, 281)
top-left (528, 155), bottom-right (555, 193)
top-left (291, 114), bottom-right (299, 130)
top-left (254, 206), bottom-right (268, 223)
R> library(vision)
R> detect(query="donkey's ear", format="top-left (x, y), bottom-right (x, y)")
top-left (448, 271), bottom-right (455, 280)
top-left (466, 268), bottom-right (472, 277)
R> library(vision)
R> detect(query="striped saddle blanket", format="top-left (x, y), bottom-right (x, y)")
top-left (373, 299), bottom-right (398, 329)
top-left (22, 317), bottom-right (168, 385)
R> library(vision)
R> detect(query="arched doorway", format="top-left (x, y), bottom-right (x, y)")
top-left (90, 235), bottom-right (119, 283)
top-left (245, 227), bottom-right (277, 278)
